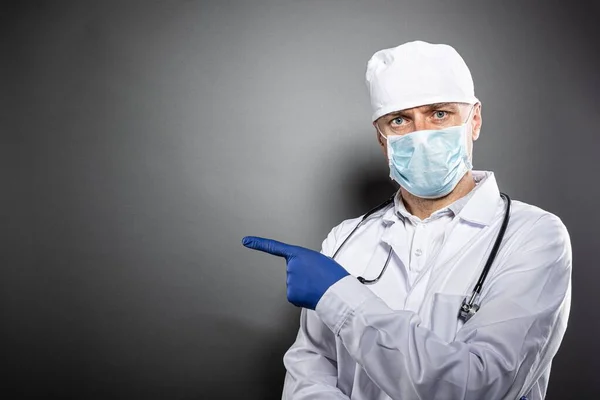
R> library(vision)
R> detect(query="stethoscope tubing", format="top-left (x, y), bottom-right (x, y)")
top-left (330, 192), bottom-right (512, 320)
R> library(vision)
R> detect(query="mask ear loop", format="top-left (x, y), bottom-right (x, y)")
top-left (374, 122), bottom-right (390, 150)
top-left (374, 122), bottom-right (387, 141)
top-left (463, 103), bottom-right (476, 125)
top-left (463, 103), bottom-right (477, 167)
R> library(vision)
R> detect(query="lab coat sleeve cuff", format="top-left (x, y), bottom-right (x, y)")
top-left (315, 275), bottom-right (378, 335)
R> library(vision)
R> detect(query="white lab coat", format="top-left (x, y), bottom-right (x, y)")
top-left (282, 171), bottom-right (572, 400)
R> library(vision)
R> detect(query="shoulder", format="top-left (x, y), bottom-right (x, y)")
top-left (483, 198), bottom-right (572, 301)
top-left (319, 215), bottom-right (364, 257)
top-left (502, 198), bottom-right (571, 269)
top-left (320, 203), bottom-right (394, 257)
top-left (509, 199), bottom-right (569, 240)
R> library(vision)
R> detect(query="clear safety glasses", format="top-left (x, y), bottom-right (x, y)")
top-left (376, 104), bottom-right (476, 139)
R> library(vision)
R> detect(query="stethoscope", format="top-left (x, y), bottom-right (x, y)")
top-left (331, 192), bottom-right (511, 323)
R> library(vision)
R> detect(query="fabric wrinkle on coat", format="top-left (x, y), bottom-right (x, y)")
top-left (281, 171), bottom-right (572, 400)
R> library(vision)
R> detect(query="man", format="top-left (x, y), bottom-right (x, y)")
top-left (242, 41), bottom-right (571, 399)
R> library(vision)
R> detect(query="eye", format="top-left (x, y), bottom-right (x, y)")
top-left (391, 116), bottom-right (405, 126)
top-left (433, 111), bottom-right (447, 119)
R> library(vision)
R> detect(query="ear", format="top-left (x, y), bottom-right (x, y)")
top-left (471, 103), bottom-right (482, 141)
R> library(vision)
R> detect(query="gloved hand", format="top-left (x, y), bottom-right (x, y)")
top-left (242, 236), bottom-right (350, 310)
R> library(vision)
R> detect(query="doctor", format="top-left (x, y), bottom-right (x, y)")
top-left (242, 41), bottom-right (572, 400)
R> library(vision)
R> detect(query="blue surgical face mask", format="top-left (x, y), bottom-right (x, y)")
top-left (380, 108), bottom-right (474, 199)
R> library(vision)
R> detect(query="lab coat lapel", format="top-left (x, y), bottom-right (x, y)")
top-left (427, 172), bottom-right (503, 291)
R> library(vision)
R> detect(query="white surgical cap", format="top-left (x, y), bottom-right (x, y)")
top-left (366, 40), bottom-right (479, 122)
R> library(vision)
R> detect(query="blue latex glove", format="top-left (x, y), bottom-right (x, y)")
top-left (242, 236), bottom-right (350, 310)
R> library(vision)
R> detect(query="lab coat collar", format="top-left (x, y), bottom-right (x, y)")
top-left (381, 171), bottom-right (500, 227)
top-left (457, 171), bottom-right (501, 226)
top-left (381, 198), bottom-right (400, 225)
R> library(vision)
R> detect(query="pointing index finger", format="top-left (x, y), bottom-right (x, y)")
top-left (242, 236), bottom-right (295, 259)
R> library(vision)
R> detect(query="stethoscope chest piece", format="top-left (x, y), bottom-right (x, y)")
top-left (459, 298), bottom-right (480, 323)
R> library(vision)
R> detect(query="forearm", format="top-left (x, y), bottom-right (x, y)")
top-left (282, 370), bottom-right (351, 400)
top-left (316, 276), bottom-right (568, 400)
top-left (282, 309), bottom-right (351, 399)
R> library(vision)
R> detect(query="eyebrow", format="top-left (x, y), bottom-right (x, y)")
top-left (423, 102), bottom-right (459, 110)
top-left (385, 102), bottom-right (460, 118)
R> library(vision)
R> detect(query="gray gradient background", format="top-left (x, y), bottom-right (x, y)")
top-left (2, 0), bottom-right (599, 398)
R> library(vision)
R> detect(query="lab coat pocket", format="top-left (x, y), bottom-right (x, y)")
top-left (429, 293), bottom-right (467, 343)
